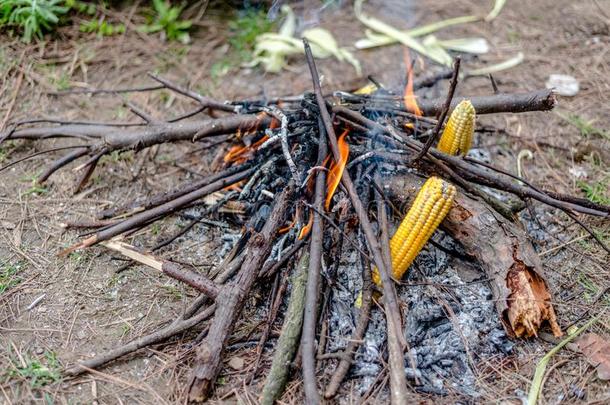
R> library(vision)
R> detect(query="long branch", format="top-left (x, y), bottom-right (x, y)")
top-left (2, 115), bottom-right (270, 148)
top-left (338, 88), bottom-right (556, 116)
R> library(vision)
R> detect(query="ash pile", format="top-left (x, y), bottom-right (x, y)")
top-left (328, 229), bottom-right (513, 397)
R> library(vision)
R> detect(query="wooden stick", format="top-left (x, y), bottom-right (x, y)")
top-left (260, 251), bottom-right (309, 405)
top-left (64, 167), bottom-right (256, 253)
top-left (301, 119), bottom-right (328, 404)
top-left (65, 305), bottom-right (216, 376)
top-left (187, 185), bottom-right (292, 402)
top-left (410, 57), bottom-right (460, 164)
top-left (338, 89), bottom-right (556, 116)
top-left (102, 241), bottom-right (219, 299)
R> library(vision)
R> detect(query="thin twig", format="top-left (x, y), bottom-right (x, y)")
top-left (262, 107), bottom-right (301, 184)
top-left (301, 118), bottom-right (328, 404)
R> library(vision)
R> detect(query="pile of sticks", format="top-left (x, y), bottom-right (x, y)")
top-left (2, 40), bottom-right (608, 403)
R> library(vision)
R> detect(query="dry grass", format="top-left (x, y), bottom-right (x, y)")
top-left (0, 0), bottom-right (608, 403)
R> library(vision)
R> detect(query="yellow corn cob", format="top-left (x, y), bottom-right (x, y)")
top-left (373, 176), bottom-right (456, 286)
top-left (437, 100), bottom-right (476, 156)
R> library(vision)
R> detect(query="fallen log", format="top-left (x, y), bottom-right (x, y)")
top-left (388, 174), bottom-right (562, 338)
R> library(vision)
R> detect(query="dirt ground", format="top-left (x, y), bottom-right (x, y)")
top-left (0, 0), bottom-right (608, 403)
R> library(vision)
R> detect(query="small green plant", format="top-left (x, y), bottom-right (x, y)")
top-left (8, 351), bottom-right (61, 387)
top-left (210, 59), bottom-right (231, 79)
top-left (578, 178), bottom-right (610, 205)
top-left (20, 172), bottom-right (48, 196)
top-left (0, 141), bottom-right (16, 163)
top-left (139, 0), bottom-right (191, 44)
top-left (228, 9), bottom-right (274, 59)
top-left (50, 70), bottom-right (71, 90)
top-left (0, 262), bottom-right (23, 294)
top-left (64, 0), bottom-right (95, 15)
top-left (161, 284), bottom-right (183, 300)
top-left (0, 0), bottom-right (69, 42)
top-left (80, 18), bottom-right (125, 36)
top-left (119, 323), bottom-right (131, 337)
top-left (69, 250), bottom-right (87, 263)
top-left (556, 112), bottom-right (609, 140)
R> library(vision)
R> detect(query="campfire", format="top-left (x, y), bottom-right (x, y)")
top-left (1, 38), bottom-right (608, 403)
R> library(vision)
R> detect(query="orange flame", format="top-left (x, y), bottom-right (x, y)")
top-left (224, 113), bottom-right (279, 164)
top-left (279, 206), bottom-right (300, 234)
top-left (325, 129), bottom-right (349, 210)
top-left (298, 214), bottom-right (313, 240)
top-left (222, 179), bottom-right (244, 192)
top-left (224, 134), bottom-right (269, 164)
top-left (403, 48), bottom-right (423, 117)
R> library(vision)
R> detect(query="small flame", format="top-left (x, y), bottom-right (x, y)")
top-left (224, 113), bottom-right (279, 164)
top-left (325, 129), bottom-right (350, 210)
top-left (224, 134), bottom-right (269, 164)
top-left (222, 179), bottom-right (244, 192)
top-left (279, 206), bottom-right (300, 234)
top-left (403, 48), bottom-right (423, 117)
top-left (298, 214), bottom-right (313, 240)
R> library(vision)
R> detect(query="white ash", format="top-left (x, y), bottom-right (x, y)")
top-left (519, 204), bottom-right (567, 246)
top-left (327, 234), bottom-right (512, 397)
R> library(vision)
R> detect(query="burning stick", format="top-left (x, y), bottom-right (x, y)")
top-left (336, 88), bottom-right (556, 116)
top-left (301, 119), bottom-right (328, 405)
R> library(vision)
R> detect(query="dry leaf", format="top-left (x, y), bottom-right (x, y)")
top-left (575, 333), bottom-right (610, 380)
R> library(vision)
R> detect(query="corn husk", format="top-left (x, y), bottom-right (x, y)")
top-left (467, 52), bottom-right (524, 76)
top-left (355, 15), bottom-right (480, 49)
top-left (486, 0), bottom-right (507, 22)
top-left (247, 6), bottom-right (360, 74)
top-left (354, 0), bottom-right (452, 66)
top-left (437, 37), bottom-right (490, 54)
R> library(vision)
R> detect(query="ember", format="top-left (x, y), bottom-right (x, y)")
top-left (2, 36), bottom-right (609, 405)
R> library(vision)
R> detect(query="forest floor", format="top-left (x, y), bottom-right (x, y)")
top-left (0, 0), bottom-right (608, 403)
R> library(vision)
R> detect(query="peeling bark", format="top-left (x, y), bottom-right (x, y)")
top-left (388, 175), bottom-right (562, 338)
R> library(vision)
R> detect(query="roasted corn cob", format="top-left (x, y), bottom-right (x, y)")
top-left (373, 176), bottom-right (456, 286)
top-left (437, 100), bottom-right (475, 156)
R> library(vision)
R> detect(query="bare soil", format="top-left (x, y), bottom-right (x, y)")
top-left (0, 0), bottom-right (608, 403)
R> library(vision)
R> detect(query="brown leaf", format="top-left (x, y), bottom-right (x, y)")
top-left (575, 333), bottom-right (610, 380)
